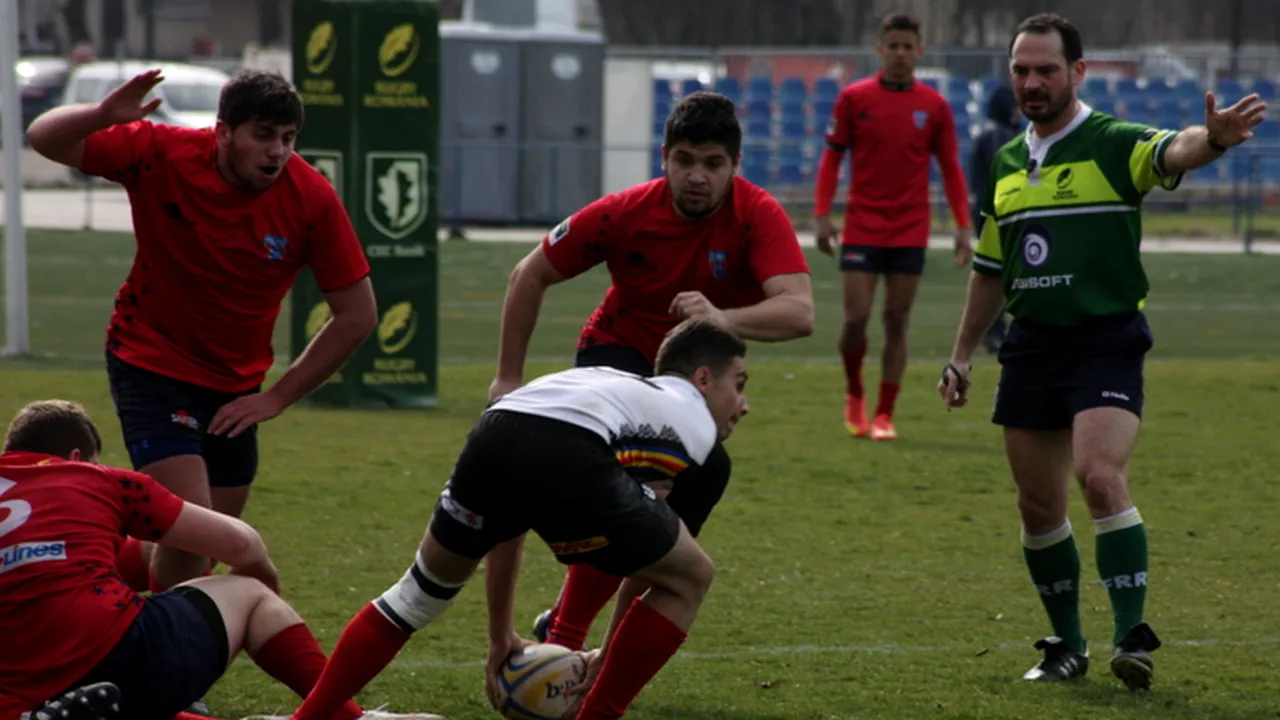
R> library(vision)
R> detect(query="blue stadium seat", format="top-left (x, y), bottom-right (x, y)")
top-left (679, 78), bottom-right (703, 96)
top-left (747, 76), bottom-right (774, 99)
top-left (779, 101), bottom-right (806, 121)
top-left (1217, 78), bottom-right (1245, 99)
top-left (1154, 97), bottom-right (1184, 119)
top-left (742, 144), bottom-right (772, 185)
top-left (1145, 78), bottom-right (1173, 95)
top-left (813, 100), bottom-right (835, 125)
top-left (779, 77), bottom-right (808, 102)
top-left (953, 114), bottom-right (971, 140)
top-left (652, 146), bottom-right (664, 178)
top-left (745, 117), bottom-right (771, 139)
top-left (745, 99), bottom-right (771, 119)
top-left (1092, 98), bottom-right (1118, 117)
top-left (1083, 77), bottom-right (1111, 97)
top-left (777, 157), bottom-right (804, 185)
top-left (653, 78), bottom-right (673, 99)
top-left (1174, 78), bottom-right (1201, 96)
top-left (780, 118), bottom-right (807, 140)
top-left (814, 77), bottom-right (840, 101)
top-left (1254, 78), bottom-right (1277, 99)
top-left (1116, 77), bottom-right (1140, 95)
top-left (946, 77), bottom-right (971, 100)
top-left (715, 76), bottom-right (741, 96)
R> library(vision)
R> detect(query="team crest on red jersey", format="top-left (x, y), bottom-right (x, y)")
top-left (708, 250), bottom-right (726, 279)
top-left (913, 110), bottom-right (928, 129)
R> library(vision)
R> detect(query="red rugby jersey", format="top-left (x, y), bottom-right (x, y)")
top-left (0, 452), bottom-right (185, 715)
top-left (542, 177), bottom-right (810, 364)
top-left (81, 121), bottom-right (371, 393)
top-left (821, 72), bottom-right (971, 247)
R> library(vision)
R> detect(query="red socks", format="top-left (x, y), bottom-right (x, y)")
top-left (875, 381), bottom-right (901, 417)
top-left (250, 623), bottom-right (363, 720)
top-left (840, 345), bottom-right (866, 397)
top-left (115, 537), bottom-right (150, 592)
top-left (292, 604), bottom-right (411, 720)
top-left (575, 599), bottom-right (687, 720)
top-left (547, 564), bottom-right (623, 650)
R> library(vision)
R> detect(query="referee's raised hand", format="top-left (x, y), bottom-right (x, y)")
top-left (1204, 92), bottom-right (1267, 149)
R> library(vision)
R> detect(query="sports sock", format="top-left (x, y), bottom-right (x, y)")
top-left (874, 381), bottom-right (901, 417)
top-left (292, 604), bottom-right (411, 720)
top-left (547, 564), bottom-right (623, 650)
top-left (115, 537), bottom-right (150, 592)
top-left (575, 598), bottom-right (687, 720)
top-left (1094, 507), bottom-right (1148, 645)
top-left (175, 713), bottom-right (211, 720)
top-left (1022, 521), bottom-right (1086, 654)
top-left (841, 344), bottom-right (866, 397)
top-left (250, 622), bottom-right (362, 720)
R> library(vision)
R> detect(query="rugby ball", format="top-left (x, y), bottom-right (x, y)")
top-left (495, 643), bottom-right (587, 719)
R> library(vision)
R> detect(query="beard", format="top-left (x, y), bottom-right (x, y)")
top-left (1019, 87), bottom-right (1074, 123)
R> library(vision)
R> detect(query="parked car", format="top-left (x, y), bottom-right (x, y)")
top-left (61, 60), bottom-right (230, 129)
top-left (18, 55), bottom-right (71, 132)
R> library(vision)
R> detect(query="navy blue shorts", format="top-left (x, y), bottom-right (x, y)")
top-left (573, 343), bottom-right (730, 537)
top-left (105, 351), bottom-right (260, 487)
top-left (839, 245), bottom-right (926, 275)
top-left (66, 586), bottom-right (228, 720)
top-left (992, 312), bottom-right (1153, 430)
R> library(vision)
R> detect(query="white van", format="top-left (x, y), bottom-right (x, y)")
top-left (61, 60), bottom-right (231, 129)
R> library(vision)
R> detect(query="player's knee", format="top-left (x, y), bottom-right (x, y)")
top-left (374, 550), bottom-right (466, 633)
top-left (664, 545), bottom-right (715, 605)
top-left (1015, 486), bottom-right (1065, 533)
top-left (1077, 464), bottom-right (1129, 514)
top-left (838, 319), bottom-right (869, 349)
top-left (882, 308), bottom-right (911, 339)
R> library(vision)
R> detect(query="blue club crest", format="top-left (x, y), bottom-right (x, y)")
top-left (913, 110), bottom-right (928, 129)
top-left (263, 234), bottom-right (289, 260)
top-left (708, 250), bottom-right (727, 280)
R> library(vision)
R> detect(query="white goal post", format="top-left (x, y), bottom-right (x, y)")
top-left (0, 0), bottom-right (29, 357)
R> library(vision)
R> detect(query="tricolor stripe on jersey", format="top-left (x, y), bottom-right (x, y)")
top-left (616, 444), bottom-right (693, 480)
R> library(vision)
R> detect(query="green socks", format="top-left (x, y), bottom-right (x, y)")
top-left (1023, 521), bottom-right (1086, 654)
top-left (1023, 508), bottom-right (1149, 653)
top-left (1094, 507), bottom-right (1148, 645)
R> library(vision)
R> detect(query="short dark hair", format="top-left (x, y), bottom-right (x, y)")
top-left (218, 69), bottom-right (305, 130)
top-left (664, 91), bottom-right (742, 158)
top-left (3, 400), bottom-right (103, 459)
top-left (1010, 13), bottom-right (1083, 65)
top-left (655, 320), bottom-right (748, 379)
top-left (881, 13), bottom-right (921, 38)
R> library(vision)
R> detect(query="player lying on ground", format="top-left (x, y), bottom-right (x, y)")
top-left (26, 68), bottom-right (377, 593)
top-left (489, 90), bottom-right (812, 655)
top-left (939, 12), bottom-right (1265, 691)
top-left (0, 401), bottom-right (428, 720)
top-left (286, 320), bottom-right (750, 720)
top-left (814, 12), bottom-right (973, 441)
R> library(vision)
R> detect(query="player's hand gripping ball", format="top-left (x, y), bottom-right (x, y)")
top-left (493, 643), bottom-right (588, 719)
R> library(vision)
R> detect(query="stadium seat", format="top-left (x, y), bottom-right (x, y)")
top-left (745, 117), bottom-right (771, 139)
top-left (779, 77), bottom-right (808, 102)
top-left (747, 76), bottom-right (774, 99)
top-left (946, 77), bottom-right (971, 100)
top-left (742, 144), bottom-right (772, 185)
top-left (1174, 78), bottom-right (1201, 97)
top-left (679, 78), bottom-right (703, 96)
top-left (814, 77), bottom-right (840, 101)
top-left (653, 78), bottom-right (673, 100)
top-left (745, 99), bottom-right (771, 119)
top-left (1217, 78), bottom-right (1245, 99)
top-left (777, 159), bottom-right (804, 185)
top-left (1116, 77), bottom-right (1140, 95)
top-left (714, 76), bottom-right (743, 104)
top-left (1145, 78), bottom-right (1174, 95)
top-left (1092, 98), bottom-right (1118, 117)
top-left (813, 100), bottom-right (835, 126)
top-left (1254, 78), bottom-right (1277, 99)
top-left (1083, 77), bottom-right (1111, 97)
top-left (780, 117), bottom-right (807, 140)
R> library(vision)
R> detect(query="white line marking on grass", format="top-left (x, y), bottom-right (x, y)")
top-left (387, 636), bottom-right (1280, 670)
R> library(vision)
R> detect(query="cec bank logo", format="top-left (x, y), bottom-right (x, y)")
top-left (379, 23), bottom-right (420, 77)
top-left (378, 302), bottom-right (418, 354)
top-left (305, 22), bottom-right (337, 74)
top-left (367, 152), bottom-right (429, 239)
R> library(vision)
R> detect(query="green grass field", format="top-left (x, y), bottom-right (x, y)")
top-left (3, 230), bottom-right (1280, 719)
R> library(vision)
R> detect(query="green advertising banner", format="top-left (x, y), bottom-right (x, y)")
top-left (290, 0), bottom-right (441, 409)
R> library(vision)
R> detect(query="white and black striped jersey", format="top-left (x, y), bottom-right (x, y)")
top-left (487, 366), bottom-right (718, 480)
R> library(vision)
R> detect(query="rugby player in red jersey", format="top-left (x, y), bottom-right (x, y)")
top-left (26, 69), bottom-right (377, 593)
top-left (0, 401), bottom-right (431, 720)
top-left (814, 12), bottom-right (974, 441)
top-left (486, 91), bottom-right (814, 658)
